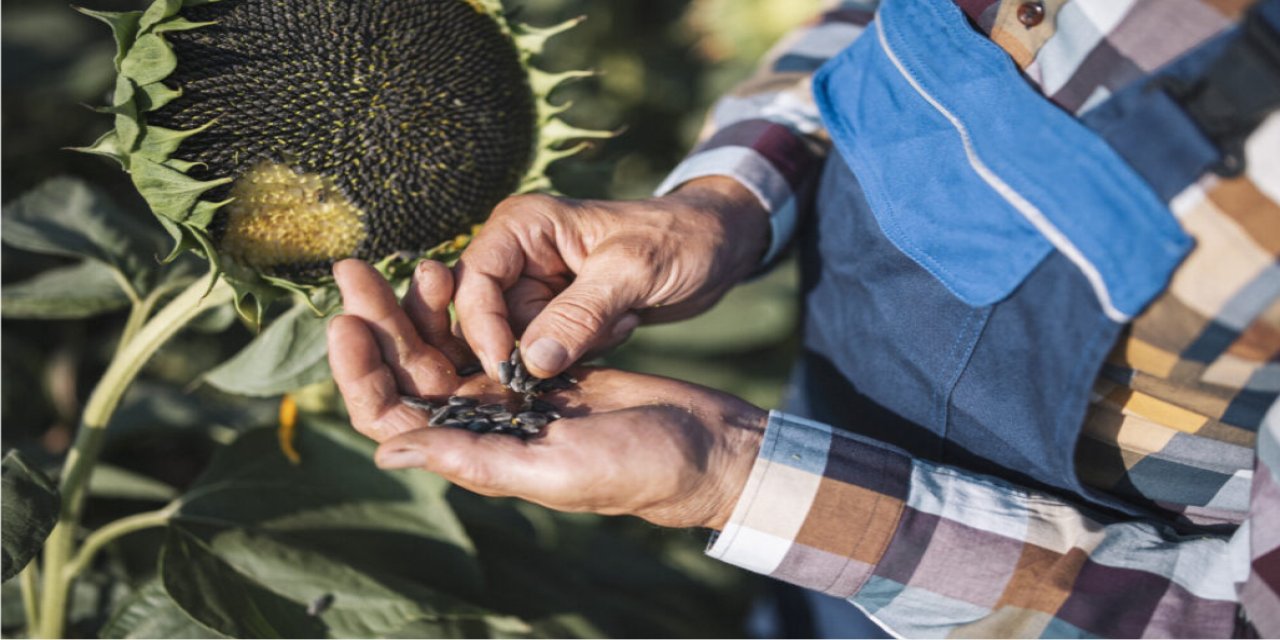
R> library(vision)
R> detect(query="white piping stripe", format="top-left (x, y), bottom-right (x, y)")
top-left (873, 20), bottom-right (1130, 323)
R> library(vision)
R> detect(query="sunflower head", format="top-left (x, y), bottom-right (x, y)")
top-left (79, 0), bottom-right (608, 303)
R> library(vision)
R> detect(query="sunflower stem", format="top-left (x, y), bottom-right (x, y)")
top-left (62, 505), bottom-right (177, 583)
top-left (36, 273), bottom-right (233, 640)
top-left (20, 562), bottom-right (40, 635)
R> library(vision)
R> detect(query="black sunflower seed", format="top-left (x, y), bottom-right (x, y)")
top-left (401, 396), bottom-right (436, 411)
top-left (429, 405), bottom-right (454, 426)
top-left (448, 396), bottom-right (479, 407)
top-left (307, 593), bottom-right (335, 617)
top-left (515, 412), bottom-right (548, 428)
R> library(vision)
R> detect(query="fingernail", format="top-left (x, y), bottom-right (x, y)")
top-left (612, 313), bottom-right (641, 338)
top-left (525, 338), bottom-right (568, 374)
top-left (376, 448), bottom-right (427, 469)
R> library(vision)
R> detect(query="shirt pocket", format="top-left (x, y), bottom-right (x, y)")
top-left (812, 5), bottom-right (1192, 318)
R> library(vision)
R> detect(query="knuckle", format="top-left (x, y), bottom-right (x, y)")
top-left (493, 193), bottom-right (561, 221)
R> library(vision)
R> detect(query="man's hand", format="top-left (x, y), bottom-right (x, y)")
top-left (329, 259), bottom-right (766, 529)
top-left (455, 176), bottom-right (769, 380)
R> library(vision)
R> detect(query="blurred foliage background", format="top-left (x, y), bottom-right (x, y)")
top-left (2, 0), bottom-right (823, 636)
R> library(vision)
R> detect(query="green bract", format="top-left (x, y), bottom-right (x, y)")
top-left (77, 0), bottom-right (607, 314)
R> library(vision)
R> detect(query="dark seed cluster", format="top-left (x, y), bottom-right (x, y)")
top-left (401, 348), bottom-right (574, 438)
top-left (150, 0), bottom-right (537, 280)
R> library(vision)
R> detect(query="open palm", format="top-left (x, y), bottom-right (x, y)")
top-left (327, 259), bottom-right (765, 529)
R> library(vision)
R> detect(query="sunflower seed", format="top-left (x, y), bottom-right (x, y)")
top-left (476, 403), bottom-right (506, 415)
top-left (516, 412), bottom-right (549, 428)
top-left (467, 421), bottom-right (490, 432)
top-left (401, 396), bottom-right (436, 411)
top-left (489, 411), bottom-right (513, 422)
top-left (429, 405), bottom-right (454, 426)
top-left (308, 593), bottom-right (335, 616)
top-left (448, 396), bottom-right (478, 407)
top-left (498, 361), bottom-right (514, 386)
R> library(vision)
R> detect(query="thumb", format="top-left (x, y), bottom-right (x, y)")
top-left (520, 261), bottom-right (645, 378)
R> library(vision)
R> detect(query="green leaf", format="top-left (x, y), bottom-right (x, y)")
top-left (88, 464), bottom-right (178, 503)
top-left (102, 579), bottom-right (228, 639)
top-left (119, 33), bottom-right (177, 87)
top-left (204, 301), bottom-right (332, 397)
top-left (150, 16), bottom-right (217, 33)
top-left (136, 81), bottom-right (182, 112)
top-left (69, 129), bottom-right (127, 168)
top-left (113, 76), bottom-right (141, 152)
top-left (129, 156), bottom-right (231, 225)
top-left (161, 527), bottom-right (322, 638)
top-left (136, 123), bottom-right (210, 162)
top-left (1, 176), bottom-right (165, 297)
top-left (1, 260), bottom-right (132, 319)
top-left (73, 7), bottom-right (142, 70)
top-left (158, 421), bottom-right (496, 637)
top-left (137, 0), bottom-right (183, 34)
top-left (2, 451), bottom-right (61, 581)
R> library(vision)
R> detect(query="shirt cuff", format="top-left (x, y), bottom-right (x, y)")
top-left (655, 147), bottom-right (800, 267)
top-left (707, 411), bottom-right (912, 598)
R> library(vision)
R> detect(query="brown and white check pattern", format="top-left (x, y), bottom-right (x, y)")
top-left (662, 0), bottom-right (1280, 635)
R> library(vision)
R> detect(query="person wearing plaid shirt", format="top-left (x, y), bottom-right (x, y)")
top-left (327, 0), bottom-right (1280, 637)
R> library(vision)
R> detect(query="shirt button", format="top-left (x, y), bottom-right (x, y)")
top-left (1017, 1), bottom-right (1045, 28)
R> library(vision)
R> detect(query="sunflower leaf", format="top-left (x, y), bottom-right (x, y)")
top-left (137, 0), bottom-right (183, 34)
top-left (129, 156), bottom-right (232, 225)
top-left (136, 82), bottom-right (182, 112)
top-left (120, 33), bottom-right (178, 87)
top-left (1, 451), bottom-right (61, 582)
top-left (1, 260), bottom-right (133, 319)
top-left (68, 129), bottom-right (128, 168)
top-left (1, 177), bottom-right (166, 297)
top-left (151, 16), bottom-right (217, 33)
top-left (158, 422), bottom-right (495, 638)
top-left (73, 7), bottom-right (143, 71)
top-left (136, 123), bottom-right (211, 163)
top-left (112, 77), bottom-right (141, 152)
top-left (204, 299), bottom-right (333, 397)
top-left (101, 579), bottom-right (228, 639)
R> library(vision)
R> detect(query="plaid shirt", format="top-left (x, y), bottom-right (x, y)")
top-left (658, 0), bottom-right (1280, 636)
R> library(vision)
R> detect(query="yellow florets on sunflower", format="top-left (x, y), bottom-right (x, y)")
top-left (77, 0), bottom-right (609, 317)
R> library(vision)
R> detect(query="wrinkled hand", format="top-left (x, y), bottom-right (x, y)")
top-left (328, 259), bottom-right (766, 529)
top-left (455, 176), bottom-right (769, 380)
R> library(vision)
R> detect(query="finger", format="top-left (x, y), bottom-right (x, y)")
top-left (403, 260), bottom-right (473, 368)
top-left (581, 312), bottom-right (641, 361)
top-left (374, 427), bottom-right (566, 500)
top-left (520, 256), bottom-right (646, 378)
top-left (333, 259), bottom-right (454, 393)
top-left (504, 276), bottom-right (559, 337)
top-left (327, 315), bottom-right (433, 442)
top-left (453, 225), bottom-right (524, 378)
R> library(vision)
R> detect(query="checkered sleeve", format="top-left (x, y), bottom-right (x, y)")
top-left (654, 2), bottom-right (877, 266)
top-left (712, 410), bottom-right (1280, 637)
